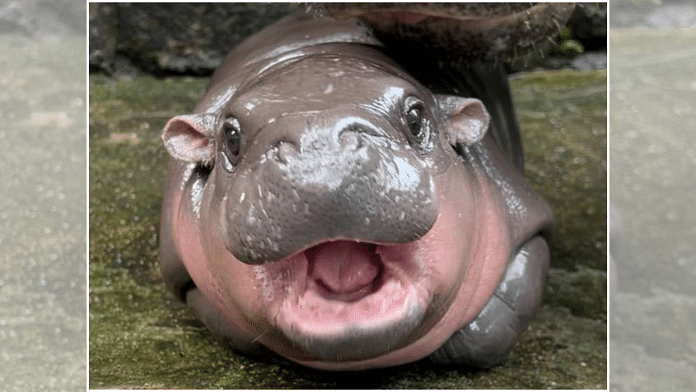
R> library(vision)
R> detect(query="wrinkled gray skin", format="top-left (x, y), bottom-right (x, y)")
top-left (159, 4), bottom-right (554, 370)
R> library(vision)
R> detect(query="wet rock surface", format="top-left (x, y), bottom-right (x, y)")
top-left (88, 69), bottom-right (606, 388)
top-left (0, 1), bottom-right (86, 390)
top-left (610, 11), bottom-right (696, 392)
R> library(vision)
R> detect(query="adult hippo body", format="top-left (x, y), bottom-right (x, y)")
top-left (160, 5), bottom-right (553, 370)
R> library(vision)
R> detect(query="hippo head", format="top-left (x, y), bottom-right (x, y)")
top-left (161, 45), bottom-right (550, 369)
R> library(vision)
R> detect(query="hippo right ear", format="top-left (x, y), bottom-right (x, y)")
top-left (161, 113), bottom-right (219, 166)
top-left (436, 95), bottom-right (490, 147)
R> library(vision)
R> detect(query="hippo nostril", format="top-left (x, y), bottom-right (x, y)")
top-left (339, 130), bottom-right (363, 152)
top-left (276, 140), bottom-right (298, 164)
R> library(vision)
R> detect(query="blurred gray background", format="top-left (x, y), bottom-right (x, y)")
top-left (0, 0), bottom-right (85, 391)
top-left (610, 0), bottom-right (696, 391)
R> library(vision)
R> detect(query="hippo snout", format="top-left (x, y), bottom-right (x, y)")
top-left (222, 116), bottom-right (439, 264)
top-left (271, 118), bottom-right (384, 169)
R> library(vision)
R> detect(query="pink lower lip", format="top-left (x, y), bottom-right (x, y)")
top-left (280, 277), bottom-right (418, 331)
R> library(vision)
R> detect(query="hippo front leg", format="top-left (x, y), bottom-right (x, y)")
top-left (429, 235), bottom-right (549, 368)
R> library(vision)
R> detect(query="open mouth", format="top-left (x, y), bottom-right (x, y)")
top-left (258, 239), bottom-right (429, 360)
top-left (305, 241), bottom-right (384, 302)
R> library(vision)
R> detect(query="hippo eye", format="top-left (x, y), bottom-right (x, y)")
top-left (223, 116), bottom-right (242, 167)
top-left (407, 106), bottom-right (422, 134)
top-left (404, 96), bottom-right (430, 148)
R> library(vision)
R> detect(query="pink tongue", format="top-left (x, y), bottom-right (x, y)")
top-left (308, 241), bottom-right (380, 293)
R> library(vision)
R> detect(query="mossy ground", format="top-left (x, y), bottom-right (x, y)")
top-left (89, 69), bottom-right (606, 389)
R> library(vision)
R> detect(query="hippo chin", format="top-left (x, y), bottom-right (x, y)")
top-left (159, 5), bottom-right (552, 371)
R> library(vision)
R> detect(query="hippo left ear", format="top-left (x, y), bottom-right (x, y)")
top-left (436, 95), bottom-right (490, 146)
top-left (161, 113), bottom-right (218, 166)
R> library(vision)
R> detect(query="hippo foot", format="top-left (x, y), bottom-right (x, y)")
top-left (429, 235), bottom-right (549, 368)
